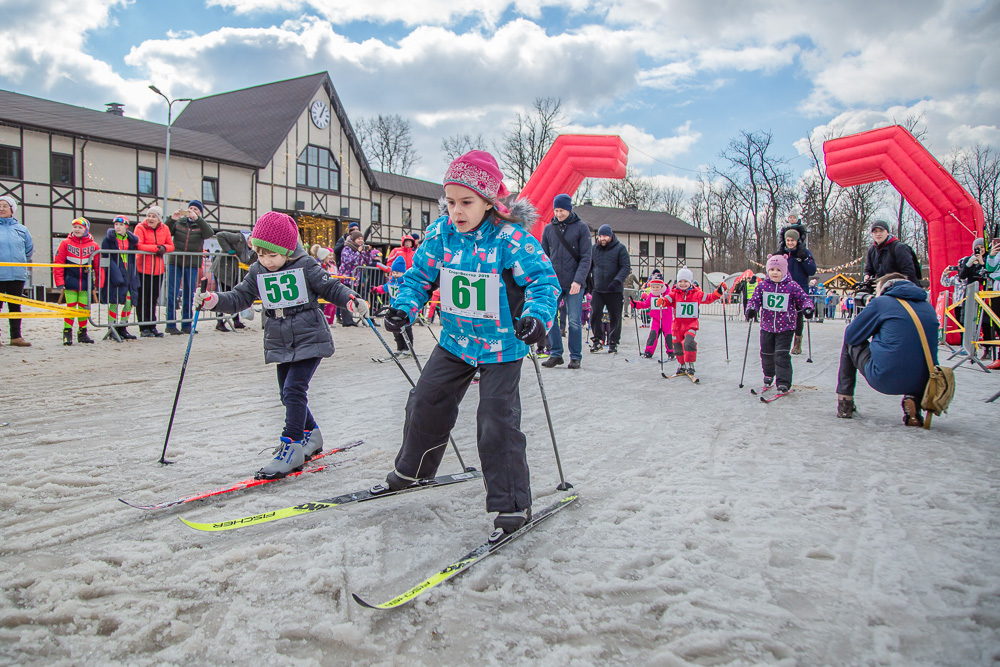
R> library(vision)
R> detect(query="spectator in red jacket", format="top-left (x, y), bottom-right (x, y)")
top-left (54, 218), bottom-right (100, 345)
top-left (133, 206), bottom-right (174, 337)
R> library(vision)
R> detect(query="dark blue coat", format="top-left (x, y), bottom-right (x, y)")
top-left (99, 229), bottom-right (140, 305)
top-left (844, 280), bottom-right (938, 396)
top-left (540, 212), bottom-right (593, 291)
top-left (777, 242), bottom-right (817, 291)
top-left (590, 234), bottom-right (630, 293)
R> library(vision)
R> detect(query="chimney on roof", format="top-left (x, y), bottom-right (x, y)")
top-left (625, 202), bottom-right (638, 211)
top-left (105, 103), bottom-right (125, 116)
top-left (583, 199), bottom-right (593, 206)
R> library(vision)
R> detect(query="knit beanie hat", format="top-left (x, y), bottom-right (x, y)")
top-left (316, 247), bottom-right (331, 262)
top-left (0, 195), bottom-right (17, 215)
top-left (677, 267), bottom-right (694, 283)
top-left (443, 150), bottom-right (509, 201)
top-left (72, 217), bottom-right (90, 232)
top-left (391, 255), bottom-right (407, 273)
top-left (766, 254), bottom-right (788, 279)
top-left (350, 230), bottom-right (363, 242)
top-left (188, 200), bottom-right (205, 214)
top-left (553, 194), bottom-right (573, 212)
top-left (145, 205), bottom-right (163, 220)
top-left (871, 219), bottom-right (890, 232)
top-left (973, 237), bottom-right (985, 251)
top-left (250, 211), bottom-right (298, 256)
top-left (650, 268), bottom-right (663, 280)
top-left (784, 229), bottom-right (800, 242)
top-left (349, 221), bottom-right (360, 230)
top-left (598, 224), bottom-right (613, 237)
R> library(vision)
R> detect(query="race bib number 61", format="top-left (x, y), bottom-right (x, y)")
top-left (257, 268), bottom-right (309, 309)
top-left (439, 268), bottom-right (501, 320)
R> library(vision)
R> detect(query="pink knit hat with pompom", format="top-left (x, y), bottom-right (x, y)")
top-left (250, 211), bottom-right (299, 256)
top-left (443, 150), bottom-right (510, 202)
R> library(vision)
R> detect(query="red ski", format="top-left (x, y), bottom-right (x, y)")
top-left (119, 440), bottom-right (363, 510)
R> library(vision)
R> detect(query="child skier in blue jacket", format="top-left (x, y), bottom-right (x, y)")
top-left (380, 150), bottom-right (560, 537)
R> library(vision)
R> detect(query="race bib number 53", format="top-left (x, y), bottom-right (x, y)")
top-left (763, 292), bottom-right (789, 312)
top-left (439, 268), bottom-right (501, 320)
top-left (257, 268), bottom-right (309, 309)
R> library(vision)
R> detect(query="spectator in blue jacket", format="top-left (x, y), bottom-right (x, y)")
top-left (836, 273), bottom-right (938, 426)
top-left (777, 220), bottom-right (817, 354)
top-left (0, 195), bottom-right (33, 347)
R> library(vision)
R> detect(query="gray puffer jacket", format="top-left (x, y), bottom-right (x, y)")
top-left (214, 244), bottom-right (357, 364)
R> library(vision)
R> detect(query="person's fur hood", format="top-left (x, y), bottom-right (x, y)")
top-left (436, 196), bottom-right (538, 229)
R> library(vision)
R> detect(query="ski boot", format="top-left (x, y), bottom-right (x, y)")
top-left (491, 508), bottom-right (532, 541)
top-left (687, 364), bottom-right (696, 376)
top-left (837, 395), bottom-right (857, 419)
top-left (641, 351), bottom-right (653, 359)
top-left (608, 344), bottom-right (617, 354)
top-left (77, 329), bottom-right (95, 344)
top-left (675, 364), bottom-right (688, 376)
top-left (901, 395), bottom-right (924, 427)
top-left (63, 329), bottom-right (73, 346)
top-left (255, 437), bottom-right (305, 480)
top-left (590, 341), bottom-right (604, 353)
top-left (776, 384), bottom-right (790, 393)
top-left (302, 427), bottom-right (324, 460)
top-left (371, 469), bottom-right (419, 495)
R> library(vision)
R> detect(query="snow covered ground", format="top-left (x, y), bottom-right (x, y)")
top-left (1, 314), bottom-right (998, 666)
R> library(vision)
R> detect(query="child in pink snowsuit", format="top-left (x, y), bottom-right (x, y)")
top-left (316, 247), bottom-right (339, 324)
top-left (632, 278), bottom-right (674, 359)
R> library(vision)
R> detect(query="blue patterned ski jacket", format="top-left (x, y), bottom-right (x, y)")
top-left (393, 213), bottom-right (560, 366)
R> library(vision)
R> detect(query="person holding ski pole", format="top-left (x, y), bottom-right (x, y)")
top-left (193, 211), bottom-right (368, 479)
top-left (744, 254), bottom-right (813, 395)
top-left (631, 277), bottom-right (673, 360)
top-left (378, 150), bottom-right (560, 536)
top-left (661, 267), bottom-right (724, 379)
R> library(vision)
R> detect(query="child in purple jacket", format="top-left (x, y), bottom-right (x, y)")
top-left (745, 254), bottom-right (814, 392)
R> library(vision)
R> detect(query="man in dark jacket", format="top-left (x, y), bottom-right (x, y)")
top-left (165, 199), bottom-right (215, 334)
top-left (864, 220), bottom-right (919, 285)
top-left (540, 194), bottom-right (592, 369)
top-left (836, 273), bottom-right (938, 426)
top-left (589, 223), bottom-right (630, 353)
top-left (211, 230), bottom-right (254, 331)
top-left (333, 221), bottom-right (361, 266)
top-left (777, 222), bottom-right (817, 354)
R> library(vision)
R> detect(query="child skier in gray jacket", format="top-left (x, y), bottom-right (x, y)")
top-left (195, 211), bottom-right (368, 479)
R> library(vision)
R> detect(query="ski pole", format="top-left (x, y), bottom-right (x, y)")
top-left (160, 278), bottom-right (207, 465)
top-left (722, 290), bottom-right (730, 363)
top-left (529, 352), bottom-right (573, 491)
top-left (368, 314), bottom-right (472, 472)
top-left (738, 318), bottom-right (755, 388)
top-left (805, 317), bottom-right (813, 363)
top-left (633, 299), bottom-right (641, 353)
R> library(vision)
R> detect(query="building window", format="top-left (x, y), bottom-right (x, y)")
top-left (0, 146), bottom-right (22, 180)
top-left (202, 177), bottom-right (219, 203)
top-left (402, 208), bottom-right (412, 230)
top-left (50, 153), bottom-right (74, 186)
top-left (677, 242), bottom-right (687, 258)
top-left (296, 145), bottom-right (340, 192)
top-left (371, 203), bottom-right (381, 223)
top-left (655, 241), bottom-right (664, 258)
top-left (421, 211), bottom-right (430, 229)
top-left (639, 240), bottom-right (649, 257)
top-left (138, 167), bottom-right (156, 196)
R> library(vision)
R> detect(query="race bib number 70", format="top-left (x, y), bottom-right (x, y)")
top-left (257, 268), bottom-right (309, 309)
top-left (439, 267), bottom-right (501, 320)
top-left (676, 302), bottom-right (699, 318)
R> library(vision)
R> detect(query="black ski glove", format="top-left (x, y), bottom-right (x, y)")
top-left (715, 284), bottom-right (726, 296)
top-left (745, 308), bottom-right (758, 321)
top-left (608, 280), bottom-right (623, 291)
top-left (382, 307), bottom-right (411, 332)
top-left (803, 308), bottom-right (814, 320)
top-left (514, 316), bottom-right (548, 345)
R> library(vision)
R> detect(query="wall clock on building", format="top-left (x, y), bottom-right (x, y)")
top-left (310, 100), bottom-right (330, 129)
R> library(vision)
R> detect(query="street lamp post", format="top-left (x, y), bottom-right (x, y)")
top-left (149, 85), bottom-right (192, 213)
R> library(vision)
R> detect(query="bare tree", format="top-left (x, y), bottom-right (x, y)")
top-left (797, 129), bottom-right (845, 266)
top-left (355, 114), bottom-right (419, 175)
top-left (892, 114), bottom-right (927, 238)
top-left (833, 182), bottom-right (886, 269)
top-left (661, 186), bottom-right (686, 217)
top-left (575, 178), bottom-right (599, 205)
top-left (441, 133), bottom-right (486, 162)
top-left (950, 141), bottom-right (1000, 237)
top-left (494, 97), bottom-right (564, 190)
top-left (712, 130), bottom-right (793, 264)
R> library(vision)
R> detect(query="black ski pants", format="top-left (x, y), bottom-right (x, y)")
top-left (760, 330), bottom-right (794, 388)
top-left (590, 291), bottom-right (624, 347)
top-left (393, 345), bottom-right (530, 513)
top-left (276, 356), bottom-right (321, 442)
top-left (0, 279), bottom-right (24, 339)
top-left (836, 341), bottom-right (872, 396)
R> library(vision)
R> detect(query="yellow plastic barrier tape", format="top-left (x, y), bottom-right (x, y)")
top-left (0, 261), bottom-right (80, 268)
top-left (0, 292), bottom-right (90, 319)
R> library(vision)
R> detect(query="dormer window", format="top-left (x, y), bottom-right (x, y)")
top-left (297, 145), bottom-right (340, 192)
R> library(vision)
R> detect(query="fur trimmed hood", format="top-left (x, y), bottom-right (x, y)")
top-left (436, 196), bottom-right (538, 229)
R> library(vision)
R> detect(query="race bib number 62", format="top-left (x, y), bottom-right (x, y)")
top-left (439, 268), bottom-right (501, 320)
top-left (763, 292), bottom-right (789, 312)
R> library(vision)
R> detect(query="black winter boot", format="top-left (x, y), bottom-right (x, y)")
top-left (77, 329), bottom-right (95, 344)
top-left (63, 329), bottom-right (73, 346)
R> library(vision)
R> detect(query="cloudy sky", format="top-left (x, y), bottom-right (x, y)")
top-left (3, 0), bottom-right (998, 194)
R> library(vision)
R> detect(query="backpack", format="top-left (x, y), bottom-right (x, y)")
top-left (895, 298), bottom-right (955, 428)
top-left (897, 241), bottom-right (923, 281)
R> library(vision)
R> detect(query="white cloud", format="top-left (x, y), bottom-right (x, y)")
top-left (560, 121), bottom-right (701, 165)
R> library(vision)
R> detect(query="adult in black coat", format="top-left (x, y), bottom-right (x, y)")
top-left (589, 224), bottom-right (631, 353)
top-left (776, 217), bottom-right (817, 354)
top-left (99, 216), bottom-right (141, 340)
top-left (540, 194), bottom-right (592, 367)
top-left (864, 220), bottom-right (919, 285)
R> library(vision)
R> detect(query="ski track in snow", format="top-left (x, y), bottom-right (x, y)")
top-left (1, 316), bottom-right (998, 665)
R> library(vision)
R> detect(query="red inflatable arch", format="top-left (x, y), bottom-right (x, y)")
top-left (823, 125), bottom-right (984, 304)
top-left (518, 135), bottom-right (629, 239)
